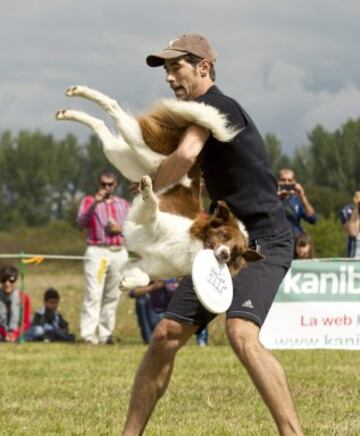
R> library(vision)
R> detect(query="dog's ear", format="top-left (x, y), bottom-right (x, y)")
top-left (214, 201), bottom-right (230, 221)
top-left (243, 249), bottom-right (264, 262)
top-left (190, 213), bottom-right (210, 241)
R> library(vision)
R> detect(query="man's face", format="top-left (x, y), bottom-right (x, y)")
top-left (1, 276), bottom-right (17, 295)
top-left (164, 58), bottom-right (202, 101)
top-left (278, 170), bottom-right (295, 185)
top-left (99, 175), bottom-right (117, 196)
top-left (45, 298), bottom-right (59, 313)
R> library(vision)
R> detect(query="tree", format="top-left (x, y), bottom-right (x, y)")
top-left (0, 130), bottom-right (53, 226)
top-left (47, 134), bottom-right (84, 219)
top-left (263, 133), bottom-right (291, 176)
top-left (306, 119), bottom-right (360, 192)
top-left (304, 215), bottom-right (347, 258)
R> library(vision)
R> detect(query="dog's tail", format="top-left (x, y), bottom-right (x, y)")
top-left (147, 99), bottom-right (240, 142)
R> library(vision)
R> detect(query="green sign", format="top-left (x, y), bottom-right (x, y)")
top-left (276, 259), bottom-right (360, 302)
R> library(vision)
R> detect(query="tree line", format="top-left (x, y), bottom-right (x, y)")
top-left (0, 131), bottom-right (128, 229)
top-left (266, 118), bottom-right (360, 219)
top-left (1, 118), bottom-right (360, 256)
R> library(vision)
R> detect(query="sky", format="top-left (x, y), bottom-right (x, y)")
top-left (1, 0), bottom-right (359, 155)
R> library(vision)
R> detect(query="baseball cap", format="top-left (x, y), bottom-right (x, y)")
top-left (146, 33), bottom-right (217, 67)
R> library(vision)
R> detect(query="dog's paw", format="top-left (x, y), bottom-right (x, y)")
top-left (55, 110), bottom-right (68, 120)
top-left (140, 175), bottom-right (152, 200)
top-left (65, 85), bottom-right (91, 97)
top-left (119, 276), bottom-right (149, 290)
top-left (65, 85), bottom-right (81, 96)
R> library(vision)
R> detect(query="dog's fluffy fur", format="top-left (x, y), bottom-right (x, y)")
top-left (56, 86), bottom-right (262, 288)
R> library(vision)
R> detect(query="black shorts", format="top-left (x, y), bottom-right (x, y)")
top-left (165, 227), bottom-right (294, 328)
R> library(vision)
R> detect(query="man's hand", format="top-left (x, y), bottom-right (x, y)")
top-left (344, 191), bottom-right (360, 237)
top-left (277, 187), bottom-right (289, 200)
top-left (293, 183), bottom-right (305, 199)
top-left (294, 182), bottom-right (316, 219)
top-left (106, 220), bottom-right (122, 235)
top-left (94, 189), bottom-right (110, 203)
top-left (353, 191), bottom-right (360, 207)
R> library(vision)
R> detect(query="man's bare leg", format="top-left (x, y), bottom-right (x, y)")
top-left (226, 318), bottom-right (302, 436)
top-left (122, 318), bottom-right (198, 436)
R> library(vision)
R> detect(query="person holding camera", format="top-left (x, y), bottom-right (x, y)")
top-left (340, 190), bottom-right (360, 257)
top-left (277, 168), bottom-right (317, 236)
top-left (77, 169), bottom-right (129, 344)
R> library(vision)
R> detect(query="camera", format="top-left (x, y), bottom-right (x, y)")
top-left (278, 183), bottom-right (295, 192)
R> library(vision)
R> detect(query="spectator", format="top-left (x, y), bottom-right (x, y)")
top-left (0, 265), bottom-right (30, 342)
top-left (277, 168), bottom-right (317, 236)
top-left (294, 232), bottom-right (315, 259)
top-left (26, 288), bottom-right (75, 342)
top-left (129, 278), bottom-right (208, 346)
top-left (340, 189), bottom-right (360, 257)
top-left (77, 169), bottom-right (130, 345)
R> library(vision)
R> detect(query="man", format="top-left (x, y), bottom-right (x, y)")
top-left (340, 189), bottom-right (360, 257)
top-left (122, 34), bottom-right (302, 435)
top-left (77, 169), bottom-right (129, 345)
top-left (277, 168), bottom-right (317, 236)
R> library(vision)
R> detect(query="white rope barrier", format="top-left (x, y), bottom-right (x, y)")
top-left (0, 254), bottom-right (357, 262)
top-left (0, 253), bottom-right (87, 260)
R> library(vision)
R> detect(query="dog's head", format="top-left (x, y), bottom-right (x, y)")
top-left (190, 202), bottom-right (264, 276)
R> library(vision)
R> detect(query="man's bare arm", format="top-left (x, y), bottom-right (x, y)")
top-left (153, 124), bottom-right (209, 192)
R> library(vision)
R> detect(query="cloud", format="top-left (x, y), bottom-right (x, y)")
top-left (0, 0), bottom-right (359, 154)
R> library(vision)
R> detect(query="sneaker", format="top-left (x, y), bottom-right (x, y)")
top-left (80, 337), bottom-right (99, 345)
top-left (99, 336), bottom-right (115, 345)
top-left (197, 340), bottom-right (207, 347)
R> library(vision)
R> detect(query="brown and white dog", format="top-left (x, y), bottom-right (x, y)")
top-left (56, 86), bottom-right (262, 288)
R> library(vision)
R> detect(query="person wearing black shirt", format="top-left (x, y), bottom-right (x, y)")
top-left (26, 288), bottom-right (75, 342)
top-left (123, 34), bottom-right (301, 436)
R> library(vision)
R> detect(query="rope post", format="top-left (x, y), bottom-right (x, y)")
top-left (18, 251), bottom-right (26, 344)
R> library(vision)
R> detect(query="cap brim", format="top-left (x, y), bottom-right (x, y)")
top-left (146, 49), bottom-right (188, 67)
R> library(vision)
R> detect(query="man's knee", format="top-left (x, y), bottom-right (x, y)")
top-left (150, 318), bottom-right (196, 356)
top-left (226, 318), bottom-right (262, 362)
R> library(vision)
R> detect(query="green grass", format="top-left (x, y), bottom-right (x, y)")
top-left (1, 225), bottom-right (360, 435)
top-left (0, 221), bottom-right (86, 256)
top-left (1, 345), bottom-right (360, 435)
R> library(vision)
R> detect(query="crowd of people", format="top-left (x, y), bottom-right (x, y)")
top-left (0, 166), bottom-right (357, 345)
top-left (0, 265), bottom-right (73, 343)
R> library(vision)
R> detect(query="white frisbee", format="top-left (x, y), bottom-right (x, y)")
top-left (192, 249), bottom-right (233, 314)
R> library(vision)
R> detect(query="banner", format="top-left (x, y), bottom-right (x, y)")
top-left (260, 259), bottom-right (360, 349)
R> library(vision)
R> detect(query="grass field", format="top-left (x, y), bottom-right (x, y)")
top-left (1, 227), bottom-right (360, 435)
top-left (1, 344), bottom-right (360, 435)
top-left (1, 265), bottom-right (360, 435)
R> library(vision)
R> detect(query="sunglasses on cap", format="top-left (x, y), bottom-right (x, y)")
top-left (1, 276), bottom-right (17, 283)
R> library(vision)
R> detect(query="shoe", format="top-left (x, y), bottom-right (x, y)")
top-left (99, 336), bottom-right (115, 345)
top-left (197, 341), bottom-right (207, 347)
top-left (80, 337), bottom-right (99, 345)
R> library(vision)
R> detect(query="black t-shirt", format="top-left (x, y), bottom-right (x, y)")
top-left (196, 85), bottom-right (288, 239)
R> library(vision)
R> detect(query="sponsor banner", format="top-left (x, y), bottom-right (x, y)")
top-left (260, 260), bottom-right (360, 349)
